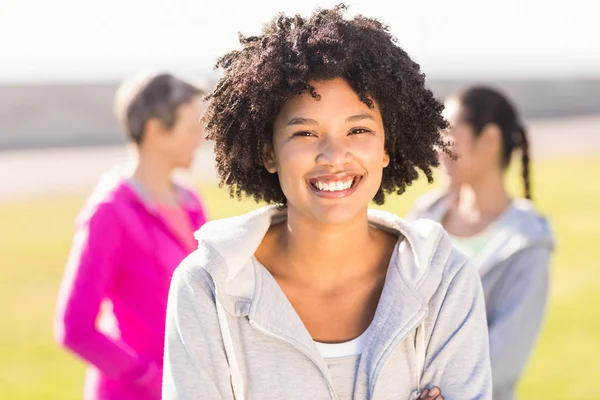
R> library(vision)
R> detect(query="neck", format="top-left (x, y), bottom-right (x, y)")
top-left (280, 207), bottom-right (377, 280)
top-left (130, 149), bottom-right (176, 204)
top-left (450, 170), bottom-right (510, 222)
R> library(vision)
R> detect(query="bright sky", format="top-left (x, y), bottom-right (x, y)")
top-left (1, 0), bottom-right (598, 82)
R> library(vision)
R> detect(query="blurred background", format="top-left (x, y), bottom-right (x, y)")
top-left (1, 0), bottom-right (598, 398)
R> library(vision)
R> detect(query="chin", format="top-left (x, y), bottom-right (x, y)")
top-left (175, 159), bottom-right (194, 170)
top-left (286, 181), bottom-right (375, 226)
top-left (306, 202), bottom-right (368, 227)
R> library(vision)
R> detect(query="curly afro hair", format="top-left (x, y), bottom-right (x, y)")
top-left (203, 3), bottom-right (451, 205)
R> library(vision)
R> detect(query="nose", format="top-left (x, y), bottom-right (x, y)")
top-left (316, 135), bottom-right (351, 167)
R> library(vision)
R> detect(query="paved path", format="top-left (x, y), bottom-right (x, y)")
top-left (1, 115), bottom-right (598, 202)
top-left (0, 145), bottom-right (217, 202)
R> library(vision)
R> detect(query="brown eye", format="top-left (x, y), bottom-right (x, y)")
top-left (349, 128), bottom-right (370, 135)
top-left (292, 131), bottom-right (315, 137)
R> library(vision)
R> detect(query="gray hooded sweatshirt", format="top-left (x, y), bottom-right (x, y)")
top-left (407, 190), bottom-right (555, 400)
top-left (162, 206), bottom-right (492, 400)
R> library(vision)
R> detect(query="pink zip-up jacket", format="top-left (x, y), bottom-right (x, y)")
top-left (54, 172), bottom-right (207, 400)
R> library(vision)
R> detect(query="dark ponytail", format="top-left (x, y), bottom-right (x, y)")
top-left (515, 125), bottom-right (532, 200)
top-left (458, 87), bottom-right (533, 201)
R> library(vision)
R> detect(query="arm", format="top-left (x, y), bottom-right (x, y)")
top-left (162, 264), bottom-right (234, 400)
top-left (54, 203), bottom-right (161, 397)
top-left (421, 256), bottom-right (492, 400)
top-left (487, 247), bottom-right (550, 395)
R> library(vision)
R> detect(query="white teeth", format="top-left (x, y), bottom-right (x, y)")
top-left (313, 178), bottom-right (355, 192)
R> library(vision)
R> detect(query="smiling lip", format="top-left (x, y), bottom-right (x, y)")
top-left (306, 173), bottom-right (363, 199)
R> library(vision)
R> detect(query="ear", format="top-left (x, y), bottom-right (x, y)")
top-left (383, 149), bottom-right (390, 168)
top-left (144, 117), bottom-right (168, 142)
top-left (262, 144), bottom-right (277, 173)
top-left (479, 123), bottom-right (502, 155)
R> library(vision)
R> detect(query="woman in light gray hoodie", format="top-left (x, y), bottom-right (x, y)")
top-left (162, 5), bottom-right (492, 400)
top-left (407, 87), bottom-right (555, 400)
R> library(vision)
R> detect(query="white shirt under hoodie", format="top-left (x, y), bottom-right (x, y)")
top-left (162, 205), bottom-right (493, 400)
top-left (407, 190), bottom-right (555, 400)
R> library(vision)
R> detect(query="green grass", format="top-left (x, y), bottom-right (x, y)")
top-left (1, 155), bottom-right (598, 399)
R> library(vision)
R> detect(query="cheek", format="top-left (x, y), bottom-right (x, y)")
top-left (272, 146), bottom-right (311, 203)
top-left (354, 139), bottom-right (387, 168)
top-left (178, 130), bottom-right (201, 149)
top-left (444, 140), bottom-right (473, 174)
top-left (450, 135), bottom-right (473, 162)
top-left (275, 143), bottom-right (314, 180)
top-left (163, 134), bottom-right (193, 161)
top-left (454, 147), bottom-right (473, 169)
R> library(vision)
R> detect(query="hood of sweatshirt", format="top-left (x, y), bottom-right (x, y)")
top-left (164, 205), bottom-right (491, 399)
top-left (193, 205), bottom-right (459, 318)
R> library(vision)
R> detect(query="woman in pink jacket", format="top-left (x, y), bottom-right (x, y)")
top-left (54, 72), bottom-right (209, 400)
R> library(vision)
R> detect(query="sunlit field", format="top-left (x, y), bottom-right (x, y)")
top-left (1, 155), bottom-right (598, 399)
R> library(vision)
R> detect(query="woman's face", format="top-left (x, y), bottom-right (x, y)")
top-left (266, 78), bottom-right (389, 226)
top-left (158, 98), bottom-right (205, 169)
top-left (441, 98), bottom-right (496, 187)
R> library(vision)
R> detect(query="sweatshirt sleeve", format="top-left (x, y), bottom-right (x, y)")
top-left (54, 203), bottom-right (161, 397)
top-left (486, 246), bottom-right (550, 396)
top-left (420, 255), bottom-right (493, 399)
top-left (162, 265), bottom-right (235, 400)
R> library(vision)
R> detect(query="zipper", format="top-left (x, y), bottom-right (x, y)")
top-left (248, 319), bottom-right (339, 400)
top-left (370, 307), bottom-right (428, 398)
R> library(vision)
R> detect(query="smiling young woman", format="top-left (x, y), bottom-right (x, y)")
top-left (263, 78), bottom-right (390, 227)
top-left (161, 5), bottom-right (492, 400)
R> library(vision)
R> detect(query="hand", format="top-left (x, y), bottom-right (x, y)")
top-left (418, 386), bottom-right (444, 400)
top-left (131, 361), bottom-right (162, 400)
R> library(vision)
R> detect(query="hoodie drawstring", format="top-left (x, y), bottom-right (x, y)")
top-left (217, 284), bottom-right (426, 399)
top-left (415, 319), bottom-right (426, 393)
top-left (215, 290), bottom-right (245, 400)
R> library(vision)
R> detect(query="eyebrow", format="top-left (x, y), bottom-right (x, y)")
top-left (286, 113), bottom-right (375, 126)
top-left (345, 113), bottom-right (375, 123)
top-left (286, 117), bottom-right (318, 126)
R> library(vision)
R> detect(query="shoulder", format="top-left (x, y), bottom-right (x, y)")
top-left (504, 198), bottom-right (555, 250)
top-left (381, 213), bottom-right (470, 297)
top-left (406, 188), bottom-right (449, 221)
top-left (410, 217), bottom-right (474, 297)
top-left (75, 178), bottom-right (133, 228)
top-left (511, 198), bottom-right (552, 230)
top-left (416, 219), bottom-right (470, 285)
top-left (169, 247), bottom-right (233, 318)
top-left (173, 250), bottom-right (218, 295)
top-left (176, 181), bottom-right (203, 204)
top-left (398, 217), bottom-right (479, 315)
top-left (502, 246), bottom-right (552, 280)
top-left (174, 182), bottom-right (210, 220)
